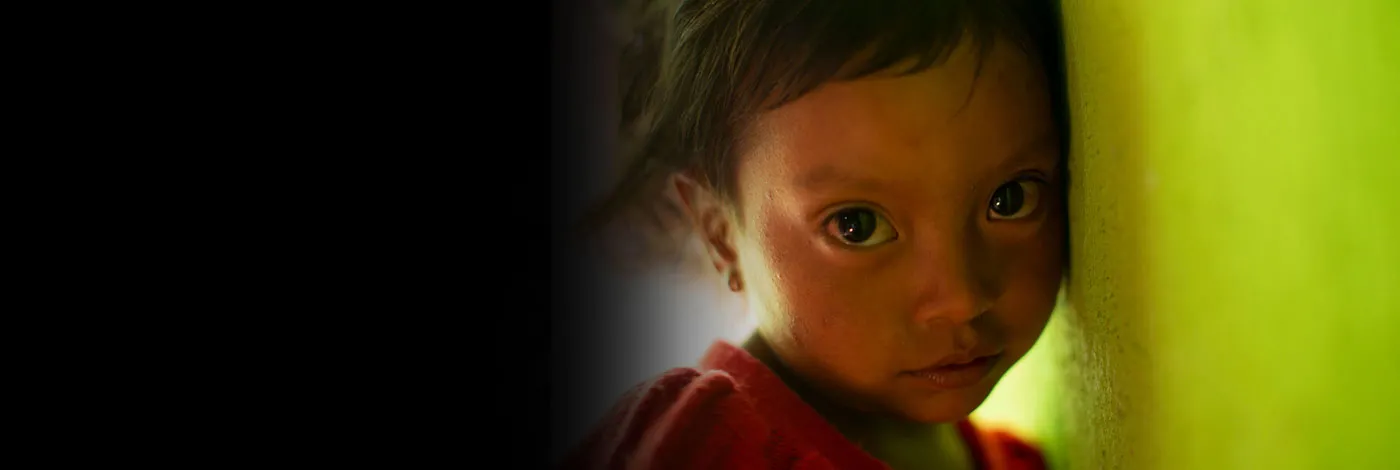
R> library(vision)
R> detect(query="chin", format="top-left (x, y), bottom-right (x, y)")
top-left (891, 382), bottom-right (999, 423)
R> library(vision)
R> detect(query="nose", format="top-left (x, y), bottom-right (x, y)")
top-left (910, 232), bottom-right (997, 327)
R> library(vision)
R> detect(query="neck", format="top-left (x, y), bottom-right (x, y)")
top-left (741, 332), bottom-right (975, 470)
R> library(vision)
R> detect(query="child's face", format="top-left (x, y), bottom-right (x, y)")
top-left (727, 38), bottom-right (1063, 423)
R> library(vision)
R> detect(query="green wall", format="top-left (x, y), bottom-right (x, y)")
top-left (977, 1), bottom-right (1400, 468)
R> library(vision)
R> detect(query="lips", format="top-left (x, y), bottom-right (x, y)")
top-left (901, 350), bottom-right (1004, 390)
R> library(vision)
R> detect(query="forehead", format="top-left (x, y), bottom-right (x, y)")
top-left (737, 38), bottom-right (1053, 200)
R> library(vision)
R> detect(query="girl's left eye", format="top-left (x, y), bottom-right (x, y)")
top-left (987, 180), bottom-right (1042, 220)
top-left (825, 207), bottom-right (898, 247)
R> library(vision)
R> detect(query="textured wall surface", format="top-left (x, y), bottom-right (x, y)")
top-left (1143, 1), bottom-right (1400, 468)
top-left (982, 1), bottom-right (1400, 468)
top-left (1056, 0), bottom-right (1153, 468)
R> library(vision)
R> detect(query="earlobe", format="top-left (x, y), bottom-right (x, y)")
top-left (669, 173), bottom-right (741, 275)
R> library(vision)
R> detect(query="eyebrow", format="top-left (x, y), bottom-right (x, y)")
top-left (798, 134), bottom-right (1059, 191)
top-left (1006, 132), bottom-right (1059, 167)
top-left (796, 165), bottom-right (890, 193)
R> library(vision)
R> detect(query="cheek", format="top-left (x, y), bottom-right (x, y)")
top-left (996, 216), bottom-right (1066, 346)
top-left (741, 214), bottom-right (901, 366)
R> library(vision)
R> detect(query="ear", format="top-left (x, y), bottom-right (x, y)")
top-left (669, 173), bottom-right (741, 277)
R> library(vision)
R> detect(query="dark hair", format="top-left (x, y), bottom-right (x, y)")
top-left (585, 0), bottom-right (1066, 263)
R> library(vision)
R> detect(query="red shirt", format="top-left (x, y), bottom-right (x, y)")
top-left (562, 341), bottom-right (1047, 470)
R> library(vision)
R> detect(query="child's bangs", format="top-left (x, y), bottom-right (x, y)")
top-left (730, 1), bottom-right (1018, 114)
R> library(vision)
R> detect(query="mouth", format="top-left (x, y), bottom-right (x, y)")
top-left (900, 350), bottom-right (1004, 390)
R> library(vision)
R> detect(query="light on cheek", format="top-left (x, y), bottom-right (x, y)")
top-left (740, 237), bottom-right (803, 346)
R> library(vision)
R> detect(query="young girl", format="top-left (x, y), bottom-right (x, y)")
top-left (567, 0), bottom-right (1065, 468)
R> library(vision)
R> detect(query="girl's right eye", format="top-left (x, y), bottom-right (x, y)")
top-left (824, 207), bottom-right (898, 247)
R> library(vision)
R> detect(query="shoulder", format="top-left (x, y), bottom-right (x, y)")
top-left (962, 421), bottom-right (1048, 470)
top-left (561, 367), bottom-right (776, 470)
